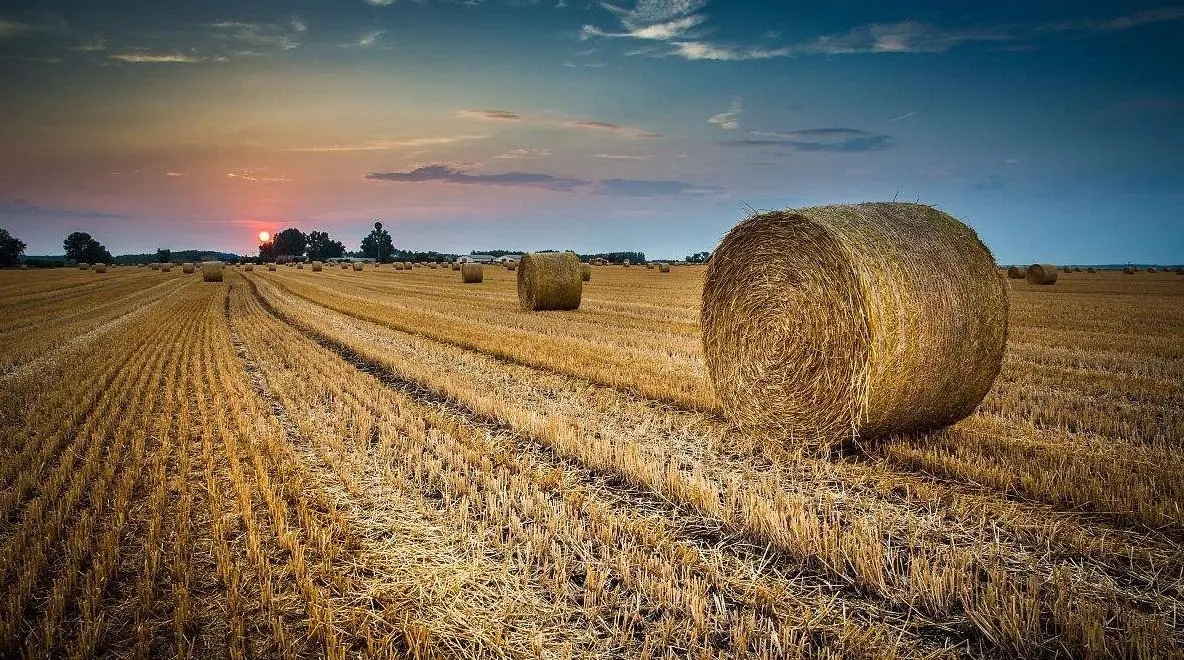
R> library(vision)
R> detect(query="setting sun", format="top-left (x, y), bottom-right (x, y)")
top-left (258, 231), bottom-right (270, 242)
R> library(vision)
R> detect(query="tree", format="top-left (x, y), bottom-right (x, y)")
top-left (0, 228), bottom-right (26, 267)
top-left (360, 221), bottom-right (395, 262)
top-left (155, 248), bottom-right (171, 264)
top-left (306, 230), bottom-right (346, 261)
top-left (685, 251), bottom-right (711, 264)
top-left (259, 227), bottom-right (306, 260)
top-left (63, 231), bottom-right (114, 264)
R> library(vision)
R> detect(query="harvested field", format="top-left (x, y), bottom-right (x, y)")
top-left (1, 264), bottom-right (1182, 659)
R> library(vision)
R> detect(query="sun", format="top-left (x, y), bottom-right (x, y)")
top-left (258, 231), bottom-right (270, 242)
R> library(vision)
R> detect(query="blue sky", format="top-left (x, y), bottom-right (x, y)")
top-left (0, 0), bottom-right (1181, 262)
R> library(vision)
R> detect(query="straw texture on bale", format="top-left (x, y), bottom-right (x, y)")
top-left (149, 263), bottom-right (159, 270)
top-left (701, 202), bottom-right (1008, 448)
top-left (461, 263), bottom-right (484, 283)
top-left (1006, 266), bottom-right (1026, 279)
top-left (623, 259), bottom-right (631, 268)
top-left (160, 264), bottom-right (171, 272)
top-left (182, 263), bottom-right (195, 274)
top-left (1025, 263), bottom-right (1058, 285)
top-left (353, 262), bottom-right (364, 271)
top-left (202, 261), bottom-right (224, 282)
top-left (659, 263), bottom-right (671, 273)
top-left (268, 263), bottom-right (277, 271)
top-left (93, 263), bottom-right (107, 273)
top-left (517, 252), bottom-right (582, 311)
top-left (312, 261), bottom-right (323, 272)
top-left (580, 263), bottom-right (592, 282)
top-left (394, 262), bottom-right (404, 271)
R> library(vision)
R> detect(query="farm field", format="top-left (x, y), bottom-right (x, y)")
top-left (1, 264), bottom-right (1182, 659)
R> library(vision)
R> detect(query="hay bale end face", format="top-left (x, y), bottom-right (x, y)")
top-left (160, 263), bottom-right (171, 272)
top-left (353, 262), bottom-right (364, 271)
top-left (244, 264), bottom-right (254, 271)
top-left (646, 263), bottom-right (655, 269)
top-left (202, 261), bottom-right (224, 282)
top-left (268, 263), bottom-right (277, 271)
top-left (1025, 264), bottom-right (1058, 285)
top-left (461, 263), bottom-right (484, 283)
top-left (659, 263), bottom-right (671, 273)
top-left (580, 263), bottom-right (592, 282)
top-left (1006, 266), bottom-right (1026, 279)
top-left (182, 263), bottom-right (195, 274)
top-left (701, 202), bottom-right (1008, 450)
top-left (341, 263), bottom-right (350, 269)
top-left (518, 252), bottom-right (582, 311)
top-left (312, 261), bottom-right (323, 272)
top-left (93, 263), bottom-right (107, 273)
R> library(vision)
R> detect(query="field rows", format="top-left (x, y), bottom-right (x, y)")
top-left (0, 265), bottom-right (1181, 658)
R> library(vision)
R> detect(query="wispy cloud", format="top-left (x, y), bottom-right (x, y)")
top-left (589, 153), bottom-right (653, 159)
top-left (344, 29), bottom-right (385, 47)
top-left (164, 171), bottom-right (188, 177)
top-left (723, 128), bottom-right (894, 152)
top-left (365, 164), bottom-right (719, 196)
top-left (286, 135), bottom-right (487, 152)
top-left (493, 148), bottom-right (551, 159)
top-left (109, 52), bottom-right (205, 64)
top-left (211, 20), bottom-right (302, 51)
top-left (365, 0), bottom-right (395, 5)
top-left (0, 198), bottom-right (130, 219)
top-left (708, 97), bottom-right (742, 130)
top-left (457, 108), bottom-right (661, 138)
top-left (888, 111), bottom-right (917, 122)
top-left (0, 17), bottom-right (40, 38)
top-left (226, 168), bottom-right (289, 183)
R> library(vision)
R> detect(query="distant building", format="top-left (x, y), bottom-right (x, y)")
top-left (495, 254), bottom-right (522, 264)
top-left (458, 254), bottom-right (496, 263)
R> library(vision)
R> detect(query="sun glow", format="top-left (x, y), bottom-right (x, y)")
top-left (258, 231), bottom-right (270, 242)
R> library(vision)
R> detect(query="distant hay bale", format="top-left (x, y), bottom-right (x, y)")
top-left (646, 263), bottom-right (655, 269)
top-left (341, 262), bottom-right (350, 269)
top-left (394, 262), bottom-right (404, 271)
top-left (202, 261), bottom-right (224, 282)
top-left (451, 263), bottom-right (461, 271)
top-left (1124, 267), bottom-right (1136, 274)
top-left (80, 263), bottom-right (90, 270)
top-left (1147, 267), bottom-right (1158, 273)
top-left (1086, 267), bottom-right (1097, 273)
top-left (182, 263), bottom-right (195, 274)
top-left (461, 263), bottom-right (484, 283)
top-left (1025, 263), bottom-right (1058, 285)
top-left (701, 203), bottom-right (1008, 449)
top-left (160, 263), bottom-right (171, 272)
top-left (1006, 266), bottom-right (1026, 279)
top-left (580, 263), bottom-right (592, 282)
top-left (518, 252), bottom-right (582, 311)
top-left (353, 262), bottom-right (364, 271)
top-left (297, 263), bottom-right (304, 269)
top-left (506, 262), bottom-right (517, 271)
top-left (20, 264), bottom-right (28, 270)
top-left (312, 261), bottom-right (323, 272)
top-left (93, 263), bottom-right (107, 273)
top-left (659, 263), bottom-right (670, 273)
top-left (244, 264), bottom-right (253, 271)
top-left (428, 263), bottom-right (437, 269)
top-left (623, 259), bottom-right (631, 268)
top-left (149, 263), bottom-right (159, 270)
top-left (268, 263), bottom-right (277, 271)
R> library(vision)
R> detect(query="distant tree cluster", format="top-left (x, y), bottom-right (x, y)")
top-left (0, 228), bottom-right (26, 267)
top-left (393, 249), bottom-right (458, 263)
top-left (578, 251), bottom-right (647, 265)
top-left (360, 222), bottom-right (394, 262)
top-left (63, 232), bottom-right (114, 264)
top-left (257, 222), bottom-right (399, 262)
top-left (307, 231), bottom-right (346, 261)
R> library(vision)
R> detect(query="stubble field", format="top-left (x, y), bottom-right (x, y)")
top-left (1, 264), bottom-right (1181, 659)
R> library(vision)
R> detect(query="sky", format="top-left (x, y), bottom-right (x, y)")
top-left (0, 0), bottom-right (1181, 263)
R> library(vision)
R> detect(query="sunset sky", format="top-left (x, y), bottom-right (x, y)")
top-left (1, 0), bottom-right (1181, 262)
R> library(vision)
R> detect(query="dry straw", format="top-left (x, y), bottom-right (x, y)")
top-left (623, 259), bottom-right (631, 268)
top-left (701, 202), bottom-right (1008, 450)
top-left (1006, 266), bottom-right (1026, 279)
top-left (353, 262), bottom-right (364, 271)
top-left (1026, 263), bottom-right (1058, 285)
top-left (429, 263), bottom-right (437, 269)
top-left (148, 263), bottom-right (158, 270)
top-left (312, 261), bottom-right (323, 272)
top-left (580, 263), bottom-right (592, 282)
top-left (182, 263), bottom-right (195, 274)
top-left (268, 263), bottom-right (277, 271)
top-left (160, 263), bottom-right (171, 272)
top-left (394, 262), bottom-right (404, 271)
top-left (341, 263), bottom-right (350, 269)
top-left (659, 263), bottom-right (671, 273)
top-left (518, 251), bottom-right (582, 311)
top-left (461, 263), bottom-right (484, 283)
top-left (93, 263), bottom-right (107, 273)
top-left (202, 261), bottom-right (224, 282)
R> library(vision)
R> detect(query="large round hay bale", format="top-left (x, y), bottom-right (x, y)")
top-left (1025, 263), bottom-right (1058, 285)
top-left (517, 252), bottom-right (582, 311)
top-left (268, 263), bottom-right (277, 271)
top-left (461, 263), bottom-right (484, 283)
top-left (393, 262), bottom-right (404, 271)
top-left (244, 264), bottom-right (253, 272)
top-left (658, 263), bottom-right (671, 273)
top-left (1006, 266), bottom-right (1026, 279)
top-left (701, 203), bottom-right (1008, 448)
top-left (182, 263), bottom-right (195, 274)
top-left (160, 263), bottom-right (172, 272)
top-left (353, 262), bottom-right (364, 271)
top-left (1124, 267), bottom-right (1136, 274)
top-left (580, 263), bottom-right (592, 282)
top-left (1086, 267), bottom-right (1097, 273)
top-left (312, 261), bottom-right (323, 272)
top-left (202, 261), bottom-right (224, 282)
top-left (93, 263), bottom-right (107, 273)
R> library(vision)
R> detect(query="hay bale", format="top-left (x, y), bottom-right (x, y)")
top-left (623, 259), bottom-right (631, 268)
top-left (297, 263), bottom-right (304, 269)
top-left (93, 263), bottom-right (107, 273)
top-left (268, 263), bottom-right (277, 271)
top-left (341, 263), bottom-right (350, 270)
top-left (1147, 267), bottom-right (1158, 273)
top-left (244, 264), bottom-right (254, 272)
top-left (393, 262), bottom-right (404, 271)
top-left (518, 252), bottom-right (582, 311)
top-left (202, 261), bottom-right (224, 282)
top-left (451, 263), bottom-right (461, 271)
top-left (160, 263), bottom-right (172, 272)
top-left (20, 264), bottom-right (28, 270)
top-left (149, 263), bottom-right (159, 270)
top-left (428, 263), bottom-right (437, 269)
top-left (1086, 267), bottom-right (1097, 273)
top-left (312, 261), bottom-right (323, 272)
top-left (659, 263), bottom-right (671, 273)
top-left (701, 203), bottom-right (1008, 448)
top-left (1006, 266), bottom-right (1026, 279)
top-left (461, 263), bottom-right (484, 283)
top-left (646, 263), bottom-right (655, 269)
top-left (353, 262), bottom-right (364, 271)
top-left (580, 263), bottom-right (592, 282)
top-left (1025, 264), bottom-right (1058, 285)
top-left (506, 262), bottom-right (517, 271)
top-left (182, 263), bottom-right (196, 274)
top-left (1124, 267), bottom-right (1136, 274)
top-left (80, 263), bottom-right (91, 270)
